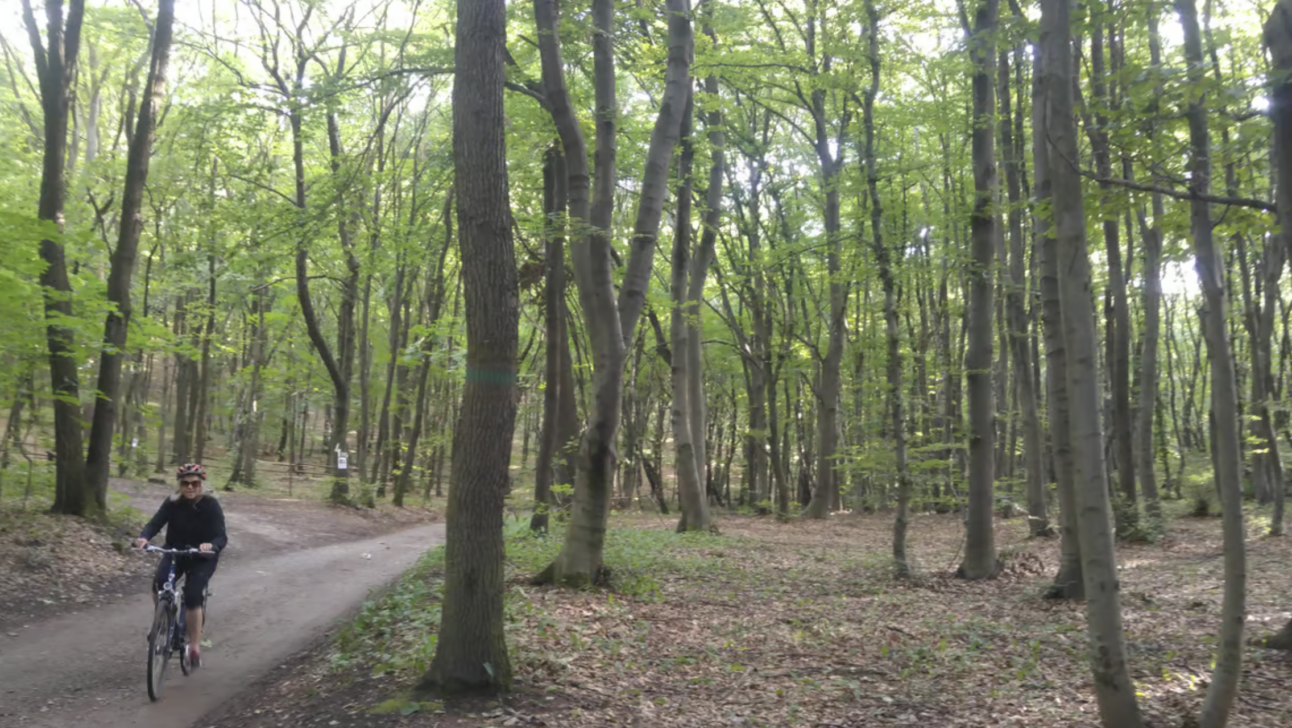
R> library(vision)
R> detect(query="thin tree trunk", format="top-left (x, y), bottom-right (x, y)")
top-left (1177, 2), bottom-right (1246, 725)
top-left (532, 147), bottom-right (566, 534)
top-left (193, 253), bottom-right (216, 463)
top-left (999, 46), bottom-right (1049, 537)
top-left (670, 89), bottom-right (707, 533)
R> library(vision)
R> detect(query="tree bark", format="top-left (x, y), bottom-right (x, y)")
top-left (84, 0), bottom-right (174, 509)
top-left (999, 46), bottom-right (1049, 538)
top-left (395, 206), bottom-right (453, 508)
top-left (532, 147), bottom-right (567, 534)
top-left (1033, 19), bottom-right (1084, 600)
top-left (193, 253), bottom-right (216, 463)
top-left (419, 0), bottom-right (515, 693)
top-left (852, 3), bottom-right (906, 571)
top-left (1264, 0), bottom-right (1292, 536)
top-left (22, 0), bottom-right (91, 516)
top-left (670, 89), bottom-right (708, 533)
top-left (1087, 12), bottom-right (1137, 532)
top-left (1177, 2), bottom-right (1246, 725)
top-left (533, 0), bottom-right (692, 586)
top-left (1044, 0), bottom-right (1144, 722)
top-left (959, 0), bottom-right (1001, 580)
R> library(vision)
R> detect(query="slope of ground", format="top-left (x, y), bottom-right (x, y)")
top-left (200, 506), bottom-right (1291, 728)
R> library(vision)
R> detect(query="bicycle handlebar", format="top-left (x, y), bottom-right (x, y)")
top-left (137, 545), bottom-right (216, 556)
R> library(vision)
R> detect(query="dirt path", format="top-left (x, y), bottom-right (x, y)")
top-left (0, 483), bottom-right (444, 728)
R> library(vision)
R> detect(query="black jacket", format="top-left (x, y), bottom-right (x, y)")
top-left (139, 493), bottom-right (228, 553)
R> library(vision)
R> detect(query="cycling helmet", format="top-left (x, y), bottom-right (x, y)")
top-left (176, 463), bottom-right (207, 481)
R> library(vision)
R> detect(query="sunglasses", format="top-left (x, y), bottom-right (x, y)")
top-left (181, 480), bottom-right (203, 487)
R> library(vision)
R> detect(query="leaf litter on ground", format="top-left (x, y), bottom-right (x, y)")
top-left (203, 505), bottom-right (1292, 728)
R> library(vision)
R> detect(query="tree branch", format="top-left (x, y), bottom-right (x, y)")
top-left (1080, 170), bottom-right (1275, 213)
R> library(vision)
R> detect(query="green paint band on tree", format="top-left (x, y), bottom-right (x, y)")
top-left (465, 367), bottom-right (517, 385)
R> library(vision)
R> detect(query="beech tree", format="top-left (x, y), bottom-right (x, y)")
top-left (420, 0), bottom-right (515, 694)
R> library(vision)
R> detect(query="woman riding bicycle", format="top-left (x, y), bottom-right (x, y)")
top-left (133, 463), bottom-right (227, 668)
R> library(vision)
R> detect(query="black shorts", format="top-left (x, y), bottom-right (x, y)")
top-left (153, 553), bottom-right (218, 610)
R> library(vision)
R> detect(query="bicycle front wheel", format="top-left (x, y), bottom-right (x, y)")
top-left (146, 602), bottom-right (173, 701)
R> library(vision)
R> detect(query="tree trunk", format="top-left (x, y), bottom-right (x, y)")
top-left (533, 0), bottom-right (692, 586)
top-left (670, 89), bottom-right (708, 533)
top-left (999, 46), bottom-right (1049, 538)
top-left (1264, 0), bottom-right (1292, 536)
top-left (1044, 0), bottom-right (1144, 722)
top-left (171, 295), bottom-right (192, 465)
top-left (419, 0), bottom-right (515, 693)
top-left (1177, 2), bottom-right (1246, 725)
top-left (193, 253), bottom-right (216, 463)
top-left (324, 109), bottom-right (361, 501)
top-left (371, 260), bottom-right (406, 488)
top-left (1085, 14), bottom-right (1137, 533)
top-left (1134, 3), bottom-right (1168, 525)
top-left (532, 147), bottom-right (566, 534)
top-left (84, 0), bottom-right (175, 509)
top-left (1034, 33), bottom-right (1081, 600)
top-left (852, 4), bottom-right (906, 571)
top-left (395, 208), bottom-right (453, 508)
top-left (959, 0), bottom-right (1001, 580)
top-left (23, 0), bottom-right (92, 516)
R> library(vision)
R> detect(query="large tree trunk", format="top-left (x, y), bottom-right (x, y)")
top-left (23, 0), bottom-right (92, 516)
top-left (1044, 0), bottom-right (1144, 722)
top-left (419, 0), bottom-right (516, 693)
top-left (1036, 29), bottom-right (1081, 601)
top-left (1264, 0), bottom-right (1292, 537)
top-left (959, 0), bottom-right (1001, 580)
top-left (84, 0), bottom-right (175, 509)
top-left (1177, 2), bottom-right (1246, 725)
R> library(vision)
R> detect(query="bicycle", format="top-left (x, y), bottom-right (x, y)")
top-left (138, 545), bottom-right (214, 701)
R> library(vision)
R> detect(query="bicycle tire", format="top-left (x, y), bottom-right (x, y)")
top-left (146, 602), bottom-right (173, 701)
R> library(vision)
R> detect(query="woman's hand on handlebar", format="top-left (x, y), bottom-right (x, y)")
top-left (133, 538), bottom-right (148, 550)
top-left (199, 543), bottom-right (213, 553)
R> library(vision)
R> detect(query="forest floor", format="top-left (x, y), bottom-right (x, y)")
top-left (199, 503), bottom-right (1291, 728)
top-left (0, 470), bottom-right (438, 634)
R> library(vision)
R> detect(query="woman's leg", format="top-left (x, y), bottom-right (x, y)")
top-left (151, 554), bottom-right (173, 608)
top-left (182, 557), bottom-right (218, 659)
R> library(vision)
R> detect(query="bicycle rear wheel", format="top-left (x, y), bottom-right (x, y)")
top-left (146, 602), bottom-right (173, 701)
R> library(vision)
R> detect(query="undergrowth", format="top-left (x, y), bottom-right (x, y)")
top-left (327, 515), bottom-right (734, 682)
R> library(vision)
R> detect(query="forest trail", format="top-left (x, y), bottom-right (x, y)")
top-left (0, 491), bottom-right (444, 728)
